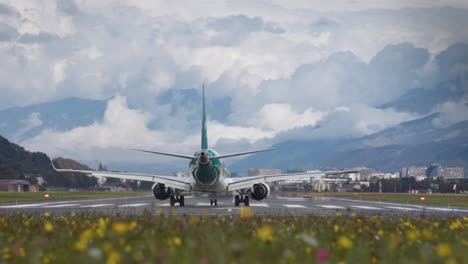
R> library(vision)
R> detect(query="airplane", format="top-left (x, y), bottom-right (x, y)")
top-left (53, 86), bottom-right (356, 206)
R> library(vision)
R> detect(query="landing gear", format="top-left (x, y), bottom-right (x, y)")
top-left (169, 195), bottom-right (185, 206)
top-left (234, 195), bottom-right (249, 206)
top-left (209, 193), bottom-right (217, 206)
top-left (210, 199), bottom-right (217, 206)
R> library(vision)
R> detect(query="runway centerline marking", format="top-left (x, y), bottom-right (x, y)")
top-left (118, 203), bottom-right (148, 207)
top-left (283, 204), bottom-right (307, 208)
top-left (386, 206), bottom-right (421, 211)
top-left (42, 204), bottom-right (81, 208)
top-left (0, 203), bottom-right (46, 208)
top-left (316, 205), bottom-right (346, 209)
top-left (250, 203), bottom-right (269, 207)
top-left (80, 204), bottom-right (114, 208)
top-left (351, 205), bottom-right (383, 210)
top-left (422, 207), bottom-right (468, 212)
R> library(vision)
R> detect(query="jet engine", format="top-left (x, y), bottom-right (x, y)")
top-left (249, 183), bottom-right (270, 201)
top-left (152, 183), bottom-right (172, 200)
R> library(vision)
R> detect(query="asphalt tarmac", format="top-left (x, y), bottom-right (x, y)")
top-left (1, 194), bottom-right (467, 216)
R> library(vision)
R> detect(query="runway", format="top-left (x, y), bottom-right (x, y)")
top-left (1, 195), bottom-right (467, 216)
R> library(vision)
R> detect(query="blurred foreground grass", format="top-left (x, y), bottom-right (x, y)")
top-left (282, 192), bottom-right (468, 207)
top-left (0, 191), bottom-right (151, 203)
top-left (0, 210), bottom-right (467, 264)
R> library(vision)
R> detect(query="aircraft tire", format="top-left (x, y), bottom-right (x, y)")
top-left (244, 196), bottom-right (250, 206)
top-left (170, 195), bottom-right (175, 206)
top-left (180, 195), bottom-right (185, 206)
top-left (234, 195), bottom-right (240, 206)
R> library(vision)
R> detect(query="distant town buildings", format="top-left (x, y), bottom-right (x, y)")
top-left (401, 165), bottom-right (464, 180)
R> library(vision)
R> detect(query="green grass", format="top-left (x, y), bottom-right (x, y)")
top-left (283, 192), bottom-right (468, 207)
top-left (0, 211), bottom-right (466, 263)
top-left (0, 191), bottom-right (151, 203)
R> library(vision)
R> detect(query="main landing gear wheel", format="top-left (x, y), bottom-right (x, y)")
top-left (234, 195), bottom-right (249, 206)
top-left (210, 199), bottom-right (217, 206)
top-left (169, 195), bottom-right (185, 206)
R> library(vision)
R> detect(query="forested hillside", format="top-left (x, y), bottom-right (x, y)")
top-left (0, 135), bottom-right (97, 188)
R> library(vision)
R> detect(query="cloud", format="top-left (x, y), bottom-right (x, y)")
top-left (21, 95), bottom-right (175, 162)
top-left (1, 1), bottom-right (468, 166)
top-left (274, 104), bottom-right (419, 141)
top-left (431, 100), bottom-right (468, 127)
top-left (0, 22), bottom-right (18, 41)
top-left (18, 32), bottom-right (57, 43)
top-left (248, 104), bottom-right (324, 132)
top-left (17, 112), bottom-right (43, 138)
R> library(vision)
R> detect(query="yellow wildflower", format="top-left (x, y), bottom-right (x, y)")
top-left (124, 245), bottom-right (132, 253)
top-left (337, 236), bottom-right (353, 249)
top-left (189, 216), bottom-right (199, 225)
top-left (423, 230), bottom-right (434, 240)
top-left (407, 230), bottom-right (420, 242)
top-left (239, 207), bottom-right (253, 218)
top-left (128, 221), bottom-right (137, 231)
top-left (333, 225), bottom-right (339, 232)
top-left (44, 221), bottom-right (53, 232)
top-left (173, 237), bottom-right (182, 246)
top-left (97, 218), bottom-right (107, 238)
top-left (445, 259), bottom-right (457, 264)
top-left (106, 251), bottom-right (121, 264)
top-left (256, 225), bottom-right (274, 242)
top-left (112, 222), bottom-right (128, 234)
top-left (435, 243), bottom-right (451, 257)
top-left (449, 220), bottom-right (462, 230)
top-left (74, 229), bottom-right (94, 252)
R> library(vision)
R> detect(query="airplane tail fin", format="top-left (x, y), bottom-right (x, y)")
top-left (201, 84), bottom-right (208, 150)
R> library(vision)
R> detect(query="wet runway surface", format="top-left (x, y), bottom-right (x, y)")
top-left (1, 195), bottom-right (467, 216)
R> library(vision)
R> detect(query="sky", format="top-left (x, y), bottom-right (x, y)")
top-left (0, 0), bottom-right (468, 167)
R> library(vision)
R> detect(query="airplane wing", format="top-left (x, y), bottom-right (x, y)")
top-left (225, 170), bottom-right (357, 191)
top-left (52, 162), bottom-right (192, 191)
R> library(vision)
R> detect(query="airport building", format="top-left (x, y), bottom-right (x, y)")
top-left (0, 179), bottom-right (33, 192)
top-left (441, 167), bottom-right (464, 179)
top-left (401, 165), bottom-right (465, 180)
top-left (400, 166), bottom-right (427, 178)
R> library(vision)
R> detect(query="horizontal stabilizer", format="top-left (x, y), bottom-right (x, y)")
top-left (212, 148), bottom-right (275, 160)
top-left (132, 149), bottom-right (195, 159)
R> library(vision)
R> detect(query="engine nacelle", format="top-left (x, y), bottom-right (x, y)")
top-left (249, 183), bottom-right (270, 201)
top-left (152, 183), bottom-right (172, 200)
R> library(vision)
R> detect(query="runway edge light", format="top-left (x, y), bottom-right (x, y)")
top-left (44, 193), bottom-right (50, 198)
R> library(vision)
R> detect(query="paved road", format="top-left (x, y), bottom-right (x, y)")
top-left (1, 195), bottom-right (467, 216)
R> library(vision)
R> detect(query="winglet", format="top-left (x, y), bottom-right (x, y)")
top-left (50, 159), bottom-right (58, 171)
top-left (201, 84), bottom-right (208, 150)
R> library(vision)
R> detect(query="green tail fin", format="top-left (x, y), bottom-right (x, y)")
top-left (201, 84), bottom-right (208, 149)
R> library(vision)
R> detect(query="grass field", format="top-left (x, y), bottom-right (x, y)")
top-left (0, 211), bottom-right (466, 264)
top-left (283, 192), bottom-right (468, 207)
top-left (0, 191), bottom-right (151, 203)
